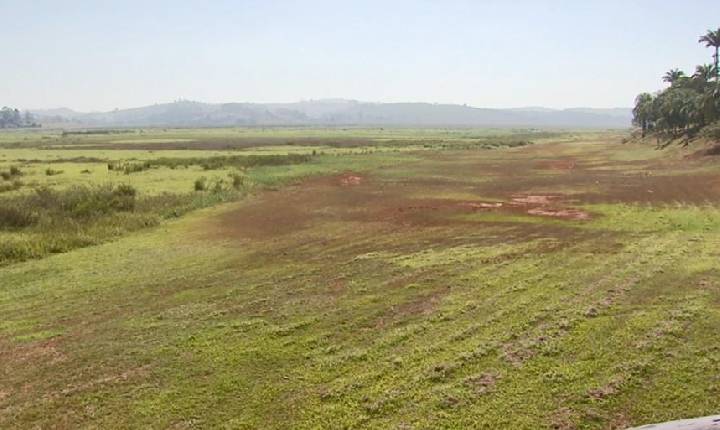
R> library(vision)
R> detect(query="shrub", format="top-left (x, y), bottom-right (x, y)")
top-left (111, 184), bottom-right (137, 211)
top-left (229, 173), bottom-right (246, 190)
top-left (152, 153), bottom-right (312, 170)
top-left (27, 185), bottom-right (137, 219)
top-left (1, 166), bottom-right (23, 180)
top-left (701, 121), bottom-right (720, 141)
top-left (211, 178), bottom-right (227, 193)
top-left (0, 205), bottom-right (37, 228)
top-left (194, 177), bottom-right (207, 192)
top-left (0, 180), bottom-right (23, 193)
top-left (45, 168), bottom-right (63, 176)
top-left (123, 162), bottom-right (151, 174)
top-left (0, 182), bottom-right (236, 265)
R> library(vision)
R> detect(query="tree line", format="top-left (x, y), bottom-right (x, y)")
top-left (0, 107), bottom-right (40, 129)
top-left (633, 28), bottom-right (720, 140)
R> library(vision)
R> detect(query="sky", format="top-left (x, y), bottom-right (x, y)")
top-left (2, 0), bottom-right (718, 112)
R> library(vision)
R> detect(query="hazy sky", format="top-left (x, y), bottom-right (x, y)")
top-left (3, 0), bottom-right (718, 111)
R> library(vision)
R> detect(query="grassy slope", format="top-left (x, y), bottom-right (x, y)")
top-left (1, 134), bottom-right (720, 429)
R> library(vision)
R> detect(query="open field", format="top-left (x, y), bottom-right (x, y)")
top-left (1, 129), bottom-right (720, 428)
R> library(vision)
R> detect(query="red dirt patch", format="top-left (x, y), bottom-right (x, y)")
top-left (458, 202), bottom-right (503, 209)
top-left (550, 407), bottom-right (578, 430)
top-left (527, 207), bottom-right (591, 220)
top-left (375, 287), bottom-right (449, 328)
top-left (340, 174), bottom-right (363, 186)
top-left (464, 372), bottom-right (501, 395)
top-left (511, 195), bottom-right (556, 205)
top-left (540, 159), bottom-right (577, 170)
top-left (207, 137), bottom-right (720, 244)
top-left (56, 366), bottom-right (150, 398)
top-left (207, 171), bottom-right (594, 245)
top-left (6, 339), bottom-right (66, 365)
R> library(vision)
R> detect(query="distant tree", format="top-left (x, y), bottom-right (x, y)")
top-left (663, 69), bottom-right (686, 85)
top-left (23, 111), bottom-right (34, 126)
top-left (632, 93), bottom-right (655, 137)
top-left (0, 107), bottom-right (14, 128)
top-left (0, 107), bottom-right (40, 128)
top-left (11, 109), bottom-right (21, 125)
top-left (694, 64), bottom-right (716, 81)
top-left (699, 28), bottom-right (720, 80)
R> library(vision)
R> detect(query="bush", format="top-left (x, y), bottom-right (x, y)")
top-left (0, 181), bottom-right (236, 266)
top-left (107, 162), bottom-right (152, 174)
top-left (45, 168), bottom-right (63, 176)
top-left (24, 185), bottom-right (137, 219)
top-left (229, 173), bottom-right (246, 190)
top-left (123, 162), bottom-right (151, 175)
top-left (0, 205), bottom-right (37, 228)
top-left (194, 177), bottom-right (207, 191)
top-left (701, 121), bottom-right (720, 141)
top-left (0, 183), bottom-right (142, 261)
top-left (111, 184), bottom-right (137, 211)
top-left (1, 166), bottom-right (23, 181)
top-left (211, 179), bottom-right (227, 193)
top-left (152, 153), bottom-right (312, 170)
top-left (0, 180), bottom-right (23, 193)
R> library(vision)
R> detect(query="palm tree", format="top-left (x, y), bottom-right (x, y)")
top-left (663, 68), bottom-right (686, 85)
top-left (699, 28), bottom-right (720, 81)
top-left (694, 64), bottom-right (716, 81)
top-left (632, 93), bottom-right (655, 137)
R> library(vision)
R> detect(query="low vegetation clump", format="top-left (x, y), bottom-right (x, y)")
top-left (107, 161), bottom-right (153, 174)
top-left (45, 167), bottom-right (63, 176)
top-left (229, 172), bottom-right (246, 189)
top-left (0, 185), bottom-right (139, 229)
top-left (0, 165), bottom-right (23, 180)
top-left (0, 180), bottom-right (23, 193)
top-left (0, 182), bottom-right (241, 265)
top-left (105, 153), bottom-right (312, 175)
top-left (153, 153), bottom-right (313, 170)
top-left (194, 176), bottom-right (208, 191)
top-left (61, 129), bottom-right (134, 136)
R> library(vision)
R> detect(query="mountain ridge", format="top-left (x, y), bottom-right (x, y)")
top-left (30, 99), bottom-right (632, 128)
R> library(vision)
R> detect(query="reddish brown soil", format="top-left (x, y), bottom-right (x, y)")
top-left (209, 143), bottom-right (720, 245)
top-left (339, 174), bottom-right (363, 186)
top-left (511, 195), bottom-right (555, 205)
top-left (539, 159), bottom-right (577, 170)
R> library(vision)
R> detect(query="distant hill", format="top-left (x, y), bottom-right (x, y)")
top-left (31, 100), bottom-right (632, 128)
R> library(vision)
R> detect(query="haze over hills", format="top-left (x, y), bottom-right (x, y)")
top-left (31, 99), bottom-right (632, 129)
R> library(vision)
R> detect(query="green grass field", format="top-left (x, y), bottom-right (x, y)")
top-left (1, 128), bottom-right (719, 429)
